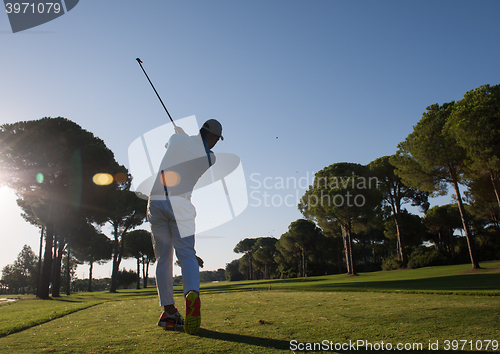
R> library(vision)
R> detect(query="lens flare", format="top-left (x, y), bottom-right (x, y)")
top-left (161, 170), bottom-right (181, 187)
top-left (114, 172), bottom-right (127, 184)
top-left (36, 173), bottom-right (44, 183)
top-left (93, 173), bottom-right (114, 186)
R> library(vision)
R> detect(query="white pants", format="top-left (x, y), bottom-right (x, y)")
top-left (147, 198), bottom-right (200, 306)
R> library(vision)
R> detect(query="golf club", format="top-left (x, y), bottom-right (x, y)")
top-left (136, 58), bottom-right (177, 128)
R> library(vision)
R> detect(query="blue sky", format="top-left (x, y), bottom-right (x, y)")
top-left (1, 1), bottom-right (500, 278)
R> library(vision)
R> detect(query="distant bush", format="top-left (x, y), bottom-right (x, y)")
top-left (116, 269), bottom-right (137, 289)
top-left (200, 269), bottom-right (226, 283)
top-left (408, 246), bottom-right (449, 269)
top-left (173, 275), bottom-right (182, 286)
top-left (71, 278), bottom-right (111, 292)
top-left (381, 256), bottom-right (402, 271)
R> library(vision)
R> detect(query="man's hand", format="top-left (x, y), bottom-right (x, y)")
top-left (174, 126), bottom-right (187, 135)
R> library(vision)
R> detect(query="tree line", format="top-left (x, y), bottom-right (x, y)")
top-left (225, 84), bottom-right (500, 280)
top-left (0, 118), bottom-right (155, 296)
top-left (2, 84), bottom-right (499, 290)
top-left (0, 243), bottom-right (151, 295)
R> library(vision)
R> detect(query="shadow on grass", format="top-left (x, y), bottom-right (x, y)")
top-left (106, 289), bottom-right (158, 297)
top-left (197, 328), bottom-right (290, 350)
top-left (200, 272), bottom-right (500, 295)
top-left (0, 302), bottom-right (102, 338)
top-left (53, 298), bottom-right (87, 303)
top-left (338, 351), bottom-right (473, 354)
top-left (194, 331), bottom-right (477, 354)
top-left (319, 273), bottom-right (500, 293)
top-left (52, 289), bottom-right (159, 302)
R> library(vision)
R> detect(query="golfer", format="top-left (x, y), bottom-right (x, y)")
top-left (147, 119), bottom-right (223, 334)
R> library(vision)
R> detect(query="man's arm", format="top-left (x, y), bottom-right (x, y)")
top-left (174, 126), bottom-right (188, 135)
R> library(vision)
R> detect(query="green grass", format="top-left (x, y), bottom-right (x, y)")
top-left (0, 262), bottom-right (499, 353)
top-left (0, 299), bottom-right (102, 338)
top-left (200, 261), bottom-right (500, 295)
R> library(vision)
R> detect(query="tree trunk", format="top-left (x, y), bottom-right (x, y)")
top-left (142, 257), bottom-right (146, 287)
top-left (450, 169), bottom-right (480, 269)
top-left (341, 224), bottom-right (353, 274)
top-left (144, 260), bottom-right (149, 289)
top-left (136, 257), bottom-right (141, 290)
top-left (347, 226), bottom-right (355, 275)
top-left (110, 223), bottom-right (120, 293)
top-left (38, 223), bottom-right (54, 299)
top-left (66, 244), bottom-right (71, 295)
top-left (36, 226), bottom-right (44, 297)
top-left (110, 223), bottom-right (129, 292)
top-left (50, 237), bottom-right (57, 295)
top-left (489, 169), bottom-right (500, 209)
top-left (393, 204), bottom-right (407, 268)
top-left (51, 237), bottom-right (65, 297)
top-left (436, 231), bottom-right (441, 251)
top-left (88, 262), bottom-right (93, 292)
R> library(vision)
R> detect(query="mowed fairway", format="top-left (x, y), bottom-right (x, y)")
top-left (1, 263), bottom-right (499, 353)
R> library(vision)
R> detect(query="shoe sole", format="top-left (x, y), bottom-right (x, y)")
top-left (184, 292), bottom-right (201, 335)
top-left (158, 322), bottom-right (184, 330)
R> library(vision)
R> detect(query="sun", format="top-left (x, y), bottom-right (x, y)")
top-left (0, 185), bottom-right (16, 213)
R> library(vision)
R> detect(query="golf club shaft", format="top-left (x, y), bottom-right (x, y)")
top-left (136, 58), bottom-right (176, 127)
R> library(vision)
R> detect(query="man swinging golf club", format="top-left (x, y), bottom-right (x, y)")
top-left (147, 119), bottom-right (223, 334)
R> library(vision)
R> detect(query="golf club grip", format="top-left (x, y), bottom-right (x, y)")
top-left (136, 58), bottom-right (176, 127)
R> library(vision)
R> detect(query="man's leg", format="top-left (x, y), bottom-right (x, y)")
top-left (173, 234), bottom-right (199, 296)
top-left (150, 218), bottom-right (175, 307)
top-left (148, 201), bottom-right (185, 330)
top-left (148, 201), bottom-right (180, 314)
top-left (172, 233), bottom-right (200, 334)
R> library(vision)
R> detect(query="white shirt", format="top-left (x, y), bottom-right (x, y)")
top-left (149, 133), bottom-right (215, 200)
